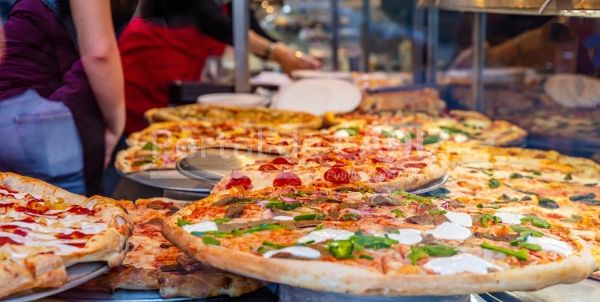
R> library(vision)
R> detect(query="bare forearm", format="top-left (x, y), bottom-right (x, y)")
top-left (70, 0), bottom-right (125, 134)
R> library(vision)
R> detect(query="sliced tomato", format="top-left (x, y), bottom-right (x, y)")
top-left (0, 203), bottom-right (14, 209)
top-left (65, 242), bottom-right (87, 248)
top-left (273, 172), bottom-right (302, 187)
top-left (56, 231), bottom-right (90, 240)
top-left (13, 229), bottom-right (27, 237)
top-left (0, 185), bottom-right (18, 194)
top-left (324, 167), bottom-right (351, 185)
top-left (0, 237), bottom-right (19, 246)
top-left (225, 174), bottom-right (252, 190)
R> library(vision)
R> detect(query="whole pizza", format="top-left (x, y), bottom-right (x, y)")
top-left (162, 186), bottom-right (596, 296)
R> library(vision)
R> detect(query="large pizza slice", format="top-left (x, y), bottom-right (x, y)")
top-left (162, 186), bottom-right (596, 296)
top-left (81, 198), bottom-right (263, 298)
top-left (144, 104), bottom-right (323, 131)
top-left (212, 143), bottom-right (448, 193)
top-left (0, 172), bottom-right (131, 298)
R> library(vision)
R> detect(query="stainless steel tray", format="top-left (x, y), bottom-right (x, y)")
top-left (176, 148), bottom-right (279, 185)
top-left (4, 262), bottom-right (108, 302)
top-left (482, 279), bottom-right (600, 302)
top-left (46, 286), bottom-right (278, 302)
top-left (120, 169), bottom-right (212, 193)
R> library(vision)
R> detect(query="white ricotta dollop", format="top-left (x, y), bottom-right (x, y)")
top-left (454, 133), bottom-right (469, 143)
top-left (372, 125), bottom-right (394, 135)
top-left (423, 253), bottom-right (499, 275)
top-left (444, 211), bottom-right (472, 227)
top-left (297, 228), bottom-right (354, 244)
top-left (392, 129), bottom-right (406, 139)
top-left (182, 221), bottom-right (218, 233)
top-left (386, 229), bottom-right (422, 245)
top-left (263, 246), bottom-right (321, 259)
top-left (439, 131), bottom-right (450, 140)
top-left (272, 216), bottom-right (294, 221)
top-left (333, 129), bottom-right (350, 138)
top-left (526, 236), bottom-right (573, 257)
top-left (495, 212), bottom-right (524, 225)
top-left (427, 222), bottom-right (472, 240)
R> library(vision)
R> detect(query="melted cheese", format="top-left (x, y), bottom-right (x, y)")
top-left (334, 129), bottom-right (351, 138)
top-left (386, 229), bottom-right (422, 245)
top-left (263, 246), bottom-right (321, 259)
top-left (427, 222), bottom-right (472, 240)
top-left (297, 229), bottom-right (354, 244)
top-left (182, 221), bottom-right (218, 233)
top-left (272, 216), bottom-right (294, 221)
top-left (424, 253), bottom-right (499, 275)
top-left (526, 237), bottom-right (573, 256)
top-left (444, 211), bottom-right (472, 227)
top-left (495, 212), bottom-right (524, 225)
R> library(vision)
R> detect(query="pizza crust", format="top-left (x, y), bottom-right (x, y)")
top-left (162, 215), bottom-right (596, 296)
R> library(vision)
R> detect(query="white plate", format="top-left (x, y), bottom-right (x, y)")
top-left (197, 93), bottom-right (267, 107)
top-left (291, 70), bottom-right (352, 81)
top-left (5, 262), bottom-right (108, 302)
top-left (271, 79), bottom-right (361, 116)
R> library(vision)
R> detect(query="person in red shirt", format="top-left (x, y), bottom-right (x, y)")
top-left (120, 0), bottom-right (320, 134)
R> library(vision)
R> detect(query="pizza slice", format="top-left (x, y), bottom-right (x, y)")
top-left (81, 198), bottom-right (263, 298)
top-left (0, 172), bottom-right (131, 299)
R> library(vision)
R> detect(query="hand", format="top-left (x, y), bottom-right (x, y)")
top-left (104, 128), bottom-right (121, 169)
top-left (273, 44), bottom-right (321, 74)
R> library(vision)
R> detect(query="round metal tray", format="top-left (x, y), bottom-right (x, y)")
top-left (119, 169), bottom-right (212, 193)
top-left (5, 262), bottom-right (108, 302)
top-left (176, 148), bottom-right (278, 185)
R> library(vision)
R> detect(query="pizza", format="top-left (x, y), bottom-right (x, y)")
top-left (358, 88), bottom-right (446, 115)
top-left (434, 142), bottom-right (600, 277)
top-left (116, 121), bottom-right (298, 174)
top-left (325, 110), bottom-right (527, 147)
top-left (81, 198), bottom-right (263, 298)
top-left (162, 186), bottom-right (596, 296)
top-left (0, 173), bottom-right (131, 299)
top-left (144, 104), bottom-right (323, 131)
top-left (212, 143), bottom-right (448, 194)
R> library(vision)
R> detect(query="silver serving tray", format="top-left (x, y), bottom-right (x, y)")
top-left (176, 148), bottom-right (279, 185)
top-left (120, 169), bottom-right (212, 193)
top-left (4, 262), bottom-right (108, 302)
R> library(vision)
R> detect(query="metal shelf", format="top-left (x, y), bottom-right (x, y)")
top-left (418, 0), bottom-right (600, 18)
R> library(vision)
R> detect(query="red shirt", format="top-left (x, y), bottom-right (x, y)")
top-left (119, 18), bottom-right (226, 134)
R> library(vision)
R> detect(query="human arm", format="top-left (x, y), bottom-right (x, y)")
top-left (70, 0), bottom-right (125, 167)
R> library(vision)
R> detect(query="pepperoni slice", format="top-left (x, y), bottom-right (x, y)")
top-left (324, 167), bottom-right (351, 185)
top-left (259, 164), bottom-right (278, 171)
top-left (225, 174), bottom-right (252, 190)
top-left (405, 162), bottom-right (426, 169)
top-left (271, 157), bottom-right (293, 165)
top-left (68, 205), bottom-right (94, 215)
top-left (374, 167), bottom-right (400, 182)
top-left (0, 237), bottom-right (19, 246)
top-left (13, 229), bottom-right (27, 237)
top-left (273, 172), bottom-right (302, 187)
top-left (56, 231), bottom-right (90, 240)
